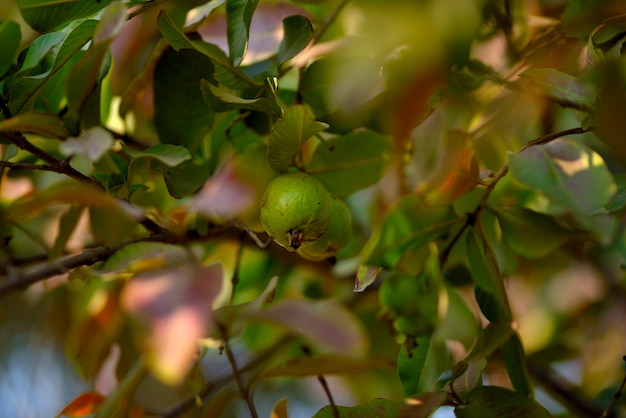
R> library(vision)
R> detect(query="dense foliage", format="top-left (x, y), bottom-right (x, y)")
top-left (1, 0), bottom-right (626, 417)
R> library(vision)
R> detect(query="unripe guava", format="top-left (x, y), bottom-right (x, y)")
top-left (260, 172), bottom-right (332, 251)
top-left (298, 195), bottom-right (351, 261)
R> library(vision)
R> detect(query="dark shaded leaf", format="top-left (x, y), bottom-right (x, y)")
top-left (200, 79), bottom-right (279, 114)
top-left (259, 355), bottom-right (393, 379)
top-left (0, 21), bottom-right (21, 78)
top-left (313, 399), bottom-right (396, 418)
top-left (18, 0), bottom-right (113, 33)
top-left (454, 386), bottom-right (552, 418)
top-left (226, 0), bottom-right (259, 66)
top-left (277, 15), bottom-right (313, 64)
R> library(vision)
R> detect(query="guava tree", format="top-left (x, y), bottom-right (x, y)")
top-left (1, 0), bottom-right (625, 417)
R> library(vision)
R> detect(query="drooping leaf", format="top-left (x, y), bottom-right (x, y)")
top-left (161, 159), bottom-right (212, 199)
top-left (121, 264), bottom-right (223, 385)
top-left (50, 205), bottom-right (84, 260)
top-left (226, 0), bottom-right (259, 66)
top-left (8, 20), bottom-right (97, 115)
top-left (466, 224), bottom-right (512, 322)
top-left (454, 386), bottom-right (552, 418)
top-left (491, 207), bottom-right (573, 258)
top-left (509, 139), bottom-right (615, 224)
top-left (156, 10), bottom-right (256, 90)
top-left (18, 0), bottom-right (114, 33)
top-left (587, 14), bottom-right (626, 64)
top-left (248, 298), bottom-right (368, 356)
top-left (308, 131), bottom-right (393, 198)
top-left (520, 68), bottom-right (597, 111)
top-left (60, 126), bottom-right (115, 162)
top-left (200, 80), bottom-right (279, 114)
top-left (126, 144), bottom-right (192, 167)
top-left (391, 392), bottom-right (449, 418)
top-left (0, 21), bottom-right (21, 78)
top-left (501, 334), bottom-right (532, 397)
top-left (277, 15), bottom-right (313, 64)
top-left (271, 398), bottom-right (289, 418)
top-left (434, 286), bottom-right (479, 349)
top-left (0, 112), bottom-right (69, 138)
top-left (450, 358), bottom-right (486, 401)
top-left (56, 391), bottom-right (106, 417)
top-left (312, 399), bottom-right (396, 418)
top-left (267, 104), bottom-right (328, 172)
top-left (398, 337), bottom-right (449, 396)
top-left (360, 195), bottom-right (459, 268)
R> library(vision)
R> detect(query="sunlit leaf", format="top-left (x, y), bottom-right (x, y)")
top-left (308, 131), bottom-right (393, 198)
top-left (508, 138), bottom-right (616, 224)
top-left (277, 15), bottom-right (313, 64)
top-left (18, 0), bottom-right (113, 33)
top-left (0, 112), bottom-right (69, 138)
top-left (271, 398), bottom-right (289, 418)
top-left (56, 391), bottom-right (106, 417)
top-left (360, 194), bottom-right (459, 268)
top-left (260, 355), bottom-right (393, 379)
top-left (126, 144), bottom-right (192, 167)
top-left (354, 265), bottom-right (382, 292)
top-left (103, 242), bottom-right (190, 272)
top-left (122, 264), bottom-right (223, 385)
top-left (0, 21), bottom-right (21, 77)
top-left (8, 20), bottom-right (97, 115)
top-left (200, 80), bottom-right (279, 114)
top-left (313, 399), bottom-right (396, 418)
top-left (393, 392), bottom-right (449, 418)
top-left (248, 298), bottom-right (368, 356)
top-left (60, 126), bottom-right (115, 162)
top-left (267, 104), bottom-right (328, 172)
top-left (226, 0), bottom-right (259, 66)
top-left (454, 386), bottom-right (552, 418)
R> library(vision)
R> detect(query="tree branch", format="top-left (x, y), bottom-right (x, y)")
top-left (0, 160), bottom-right (66, 173)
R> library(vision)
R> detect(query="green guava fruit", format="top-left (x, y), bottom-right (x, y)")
top-left (298, 195), bottom-right (352, 261)
top-left (260, 172), bottom-right (333, 251)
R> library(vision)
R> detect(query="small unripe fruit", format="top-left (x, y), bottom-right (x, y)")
top-left (260, 172), bottom-right (332, 251)
top-left (298, 195), bottom-right (351, 261)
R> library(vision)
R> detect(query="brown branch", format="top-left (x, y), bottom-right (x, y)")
top-left (0, 160), bottom-right (65, 173)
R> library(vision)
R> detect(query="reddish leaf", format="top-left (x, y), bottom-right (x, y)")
top-left (57, 391), bottom-right (106, 417)
top-left (122, 264), bottom-right (223, 385)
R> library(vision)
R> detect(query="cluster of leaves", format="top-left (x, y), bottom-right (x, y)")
top-left (1, 0), bottom-right (626, 417)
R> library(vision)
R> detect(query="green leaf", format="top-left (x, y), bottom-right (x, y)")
top-left (226, 0), bottom-right (259, 66)
top-left (267, 104), bottom-right (328, 172)
top-left (50, 205), bottom-right (84, 259)
top-left (391, 392), bottom-right (449, 418)
top-left (360, 195), bottom-right (459, 268)
top-left (508, 138), bottom-right (616, 225)
top-left (501, 334), bottom-right (532, 396)
top-left (399, 336), bottom-right (435, 396)
top-left (258, 355), bottom-right (393, 379)
top-left (89, 205), bottom-right (137, 246)
top-left (153, 47), bottom-right (215, 152)
top-left (313, 399), bottom-right (396, 418)
top-left (354, 265), bottom-right (382, 292)
top-left (8, 20), bottom-right (97, 115)
top-left (308, 131), bottom-right (393, 197)
top-left (454, 386), bottom-right (552, 418)
top-left (434, 286), bottom-right (479, 349)
top-left (0, 112), bottom-right (69, 138)
top-left (200, 80), bottom-right (280, 114)
top-left (520, 68), bottom-right (596, 111)
top-left (277, 15), bottom-right (313, 64)
top-left (606, 173), bottom-right (626, 212)
top-left (450, 358), bottom-right (486, 401)
top-left (156, 10), bottom-right (256, 90)
top-left (0, 21), bottom-right (21, 78)
top-left (492, 207), bottom-right (572, 258)
top-left (464, 322), bottom-right (514, 363)
top-left (466, 224), bottom-right (511, 322)
top-left (126, 144), bottom-right (192, 167)
top-left (160, 159), bottom-right (212, 199)
top-left (18, 0), bottom-right (114, 33)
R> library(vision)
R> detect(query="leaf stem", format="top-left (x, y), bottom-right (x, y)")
top-left (219, 326), bottom-right (259, 418)
top-left (600, 356), bottom-right (626, 418)
top-left (312, 0), bottom-right (351, 44)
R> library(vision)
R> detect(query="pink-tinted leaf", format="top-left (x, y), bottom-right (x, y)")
top-left (122, 264), bottom-right (223, 385)
top-left (60, 126), bottom-right (115, 162)
top-left (249, 298), bottom-right (368, 356)
top-left (93, 1), bottom-right (127, 44)
top-left (56, 391), bottom-right (106, 417)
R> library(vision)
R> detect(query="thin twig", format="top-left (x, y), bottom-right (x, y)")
top-left (228, 232), bottom-right (246, 306)
top-left (312, 0), bottom-right (351, 44)
top-left (219, 325), bottom-right (259, 418)
top-left (0, 160), bottom-right (65, 173)
top-left (301, 344), bottom-right (339, 418)
top-left (600, 356), bottom-right (626, 418)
